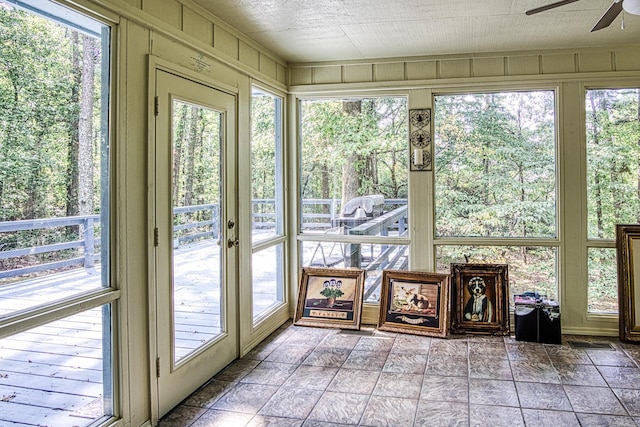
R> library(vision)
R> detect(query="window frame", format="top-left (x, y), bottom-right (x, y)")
top-left (248, 83), bottom-right (288, 326)
top-left (431, 87), bottom-right (561, 302)
top-left (583, 83), bottom-right (640, 315)
top-left (0, 0), bottom-right (120, 423)
top-left (295, 92), bottom-right (411, 310)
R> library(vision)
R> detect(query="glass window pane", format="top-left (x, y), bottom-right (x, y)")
top-left (300, 241), bottom-right (409, 303)
top-left (436, 245), bottom-right (558, 303)
top-left (253, 243), bottom-right (285, 320)
top-left (588, 247), bottom-right (618, 314)
top-left (434, 91), bottom-right (556, 238)
top-left (251, 88), bottom-right (283, 243)
top-left (171, 100), bottom-right (223, 363)
top-left (300, 98), bottom-right (408, 234)
top-left (0, 305), bottom-right (113, 426)
top-left (0, 2), bottom-right (110, 317)
top-left (586, 89), bottom-right (640, 240)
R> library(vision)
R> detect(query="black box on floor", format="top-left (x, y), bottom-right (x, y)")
top-left (514, 294), bottom-right (561, 344)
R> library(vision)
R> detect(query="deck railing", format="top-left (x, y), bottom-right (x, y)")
top-left (0, 199), bottom-right (408, 281)
top-left (0, 215), bottom-right (101, 280)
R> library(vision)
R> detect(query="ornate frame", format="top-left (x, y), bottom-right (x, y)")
top-left (617, 224), bottom-right (640, 342)
top-left (377, 270), bottom-right (449, 337)
top-left (450, 263), bottom-right (510, 335)
top-left (294, 267), bottom-right (365, 330)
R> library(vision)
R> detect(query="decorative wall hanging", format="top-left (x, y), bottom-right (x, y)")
top-left (409, 108), bottom-right (432, 171)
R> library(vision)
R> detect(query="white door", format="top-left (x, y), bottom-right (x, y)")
top-left (153, 69), bottom-right (238, 416)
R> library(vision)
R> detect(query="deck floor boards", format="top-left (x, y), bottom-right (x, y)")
top-left (1, 239), bottom-right (282, 425)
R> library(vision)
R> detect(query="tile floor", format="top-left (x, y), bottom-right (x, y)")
top-left (159, 322), bottom-right (640, 427)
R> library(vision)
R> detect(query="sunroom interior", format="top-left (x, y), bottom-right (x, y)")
top-left (1, 0), bottom-right (640, 426)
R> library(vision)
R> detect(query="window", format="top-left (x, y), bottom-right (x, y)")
top-left (434, 91), bottom-right (558, 300)
top-left (0, 1), bottom-right (114, 424)
top-left (251, 87), bottom-right (285, 320)
top-left (586, 88), bottom-right (640, 313)
top-left (299, 97), bottom-right (409, 303)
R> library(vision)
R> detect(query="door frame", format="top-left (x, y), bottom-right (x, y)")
top-left (147, 56), bottom-right (240, 422)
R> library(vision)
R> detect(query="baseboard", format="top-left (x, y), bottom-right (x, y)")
top-left (561, 326), bottom-right (619, 337)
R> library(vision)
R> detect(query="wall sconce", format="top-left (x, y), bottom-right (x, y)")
top-left (409, 108), bottom-right (432, 171)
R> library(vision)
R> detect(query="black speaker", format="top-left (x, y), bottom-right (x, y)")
top-left (514, 296), bottom-right (561, 344)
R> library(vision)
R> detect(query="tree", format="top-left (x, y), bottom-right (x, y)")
top-left (300, 97), bottom-right (408, 214)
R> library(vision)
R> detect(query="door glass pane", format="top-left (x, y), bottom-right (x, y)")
top-left (252, 243), bottom-right (284, 320)
top-left (251, 88), bottom-right (283, 243)
top-left (171, 100), bottom-right (223, 363)
top-left (434, 91), bottom-right (556, 238)
top-left (0, 305), bottom-right (112, 426)
top-left (0, 0), bottom-right (110, 318)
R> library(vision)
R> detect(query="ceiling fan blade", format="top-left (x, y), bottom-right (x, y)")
top-left (525, 0), bottom-right (580, 15)
top-left (591, 0), bottom-right (623, 31)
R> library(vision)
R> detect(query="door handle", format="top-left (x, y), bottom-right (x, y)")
top-left (227, 237), bottom-right (239, 248)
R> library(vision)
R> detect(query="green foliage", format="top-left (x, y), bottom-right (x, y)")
top-left (300, 97), bottom-right (408, 205)
top-left (437, 245), bottom-right (557, 300)
top-left (0, 4), bottom-right (106, 263)
top-left (586, 89), bottom-right (640, 239)
top-left (319, 286), bottom-right (344, 299)
top-left (587, 248), bottom-right (618, 313)
top-left (251, 92), bottom-right (278, 202)
top-left (434, 92), bottom-right (556, 238)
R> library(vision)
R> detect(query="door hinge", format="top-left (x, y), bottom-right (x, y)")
top-left (154, 227), bottom-right (159, 247)
top-left (156, 357), bottom-right (161, 378)
top-left (154, 96), bottom-right (159, 116)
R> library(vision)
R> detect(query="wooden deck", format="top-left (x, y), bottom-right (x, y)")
top-left (0, 240), bottom-right (280, 426)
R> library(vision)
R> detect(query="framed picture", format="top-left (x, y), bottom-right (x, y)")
top-left (450, 263), bottom-right (509, 335)
top-left (617, 224), bottom-right (640, 342)
top-left (294, 267), bottom-right (365, 330)
top-left (377, 270), bottom-right (449, 337)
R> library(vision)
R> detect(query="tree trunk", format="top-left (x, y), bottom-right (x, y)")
top-left (588, 92), bottom-right (605, 238)
top-left (321, 162), bottom-right (330, 214)
top-left (183, 106), bottom-right (199, 207)
top-left (341, 101), bottom-right (361, 205)
top-left (173, 105), bottom-right (188, 205)
top-left (66, 31), bottom-right (81, 219)
top-left (78, 35), bottom-right (95, 216)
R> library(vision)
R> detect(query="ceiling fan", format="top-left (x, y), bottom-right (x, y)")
top-left (526, 0), bottom-right (640, 31)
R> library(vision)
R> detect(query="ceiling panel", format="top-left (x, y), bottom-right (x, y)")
top-left (193, 0), bottom-right (640, 63)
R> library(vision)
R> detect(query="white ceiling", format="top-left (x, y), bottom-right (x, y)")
top-left (192, 0), bottom-right (640, 64)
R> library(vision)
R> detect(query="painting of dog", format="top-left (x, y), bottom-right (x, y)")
top-left (450, 263), bottom-right (509, 335)
top-left (463, 276), bottom-right (493, 322)
top-left (401, 286), bottom-right (430, 311)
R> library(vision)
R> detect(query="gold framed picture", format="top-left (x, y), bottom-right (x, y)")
top-left (617, 224), bottom-right (640, 342)
top-left (377, 270), bottom-right (449, 337)
top-left (294, 267), bottom-right (365, 330)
